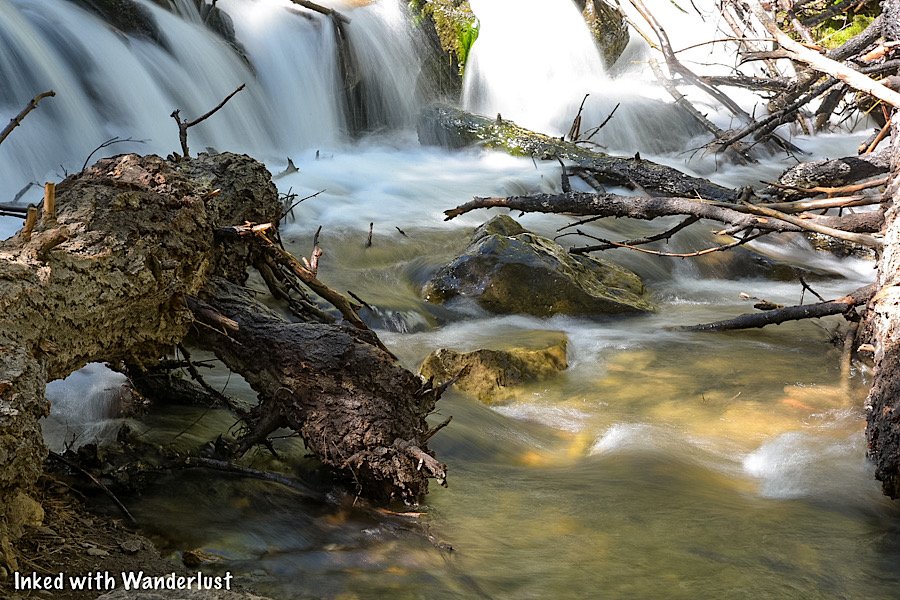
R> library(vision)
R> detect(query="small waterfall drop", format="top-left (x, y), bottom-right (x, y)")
top-left (0, 0), bottom-right (425, 205)
top-left (463, 0), bottom-right (608, 134)
top-left (462, 0), bottom-right (707, 153)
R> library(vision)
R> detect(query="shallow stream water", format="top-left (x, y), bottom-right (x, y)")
top-left (4, 0), bottom-right (899, 598)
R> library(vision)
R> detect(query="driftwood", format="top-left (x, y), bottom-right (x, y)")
top-left (443, 191), bottom-right (882, 235)
top-left (684, 284), bottom-right (876, 332)
top-left (0, 152), bottom-right (277, 570)
top-left (0, 152), bottom-right (445, 570)
top-left (190, 279), bottom-right (446, 503)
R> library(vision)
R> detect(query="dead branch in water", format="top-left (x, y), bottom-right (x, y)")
top-left (216, 221), bottom-right (395, 358)
top-left (568, 228), bottom-right (765, 258)
top-left (682, 284), bottom-right (877, 332)
top-left (443, 192), bottom-right (879, 236)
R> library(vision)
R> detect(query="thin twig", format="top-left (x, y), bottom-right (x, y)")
top-left (568, 216), bottom-right (700, 253)
top-left (0, 90), bottom-right (55, 147)
top-left (580, 103), bottom-right (621, 142)
top-left (171, 84), bottom-right (246, 158)
top-left (279, 189), bottom-right (325, 221)
top-left (48, 451), bottom-right (136, 525)
top-left (81, 137), bottom-right (144, 172)
top-left (571, 228), bottom-right (765, 257)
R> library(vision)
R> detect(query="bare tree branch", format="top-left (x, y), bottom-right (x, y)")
top-left (0, 90), bottom-right (55, 147)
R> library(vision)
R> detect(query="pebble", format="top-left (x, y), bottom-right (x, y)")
top-left (119, 538), bottom-right (143, 554)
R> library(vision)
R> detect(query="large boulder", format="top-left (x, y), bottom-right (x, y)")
top-left (423, 215), bottom-right (654, 316)
top-left (420, 334), bottom-right (568, 403)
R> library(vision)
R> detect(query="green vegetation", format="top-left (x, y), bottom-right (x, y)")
top-left (817, 13), bottom-right (876, 49)
top-left (409, 0), bottom-right (479, 75)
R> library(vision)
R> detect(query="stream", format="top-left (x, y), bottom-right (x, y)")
top-left (5, 0), bottom-right (900, 598)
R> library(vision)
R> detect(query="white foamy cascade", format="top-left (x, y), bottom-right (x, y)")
top-left (463, 0), bottom-right (607, 134)
top-left (0, 0), bottom-right (424, 209)
top-left (462, 0), bottom-right (703, 153)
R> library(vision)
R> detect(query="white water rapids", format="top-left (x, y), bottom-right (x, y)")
top-left (2, 1), bottom-right (898, 598)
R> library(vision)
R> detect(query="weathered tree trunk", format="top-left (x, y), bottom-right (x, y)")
top-left (0, 152), bottom-right (444, 570)
top-left (865, 117), bottom-right (900, 497)
top-left (1, 152), bottom-right (277, 570)
top-left (859, 0), bottom-right (900, 498)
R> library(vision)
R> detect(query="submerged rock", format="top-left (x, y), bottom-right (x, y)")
top-left (420, 335), bottom-right (568, 403)
top-left (423, 215), bottom-right (654, 316)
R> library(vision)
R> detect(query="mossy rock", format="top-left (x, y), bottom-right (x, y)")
top-left (410, 0), bottom-right (478, 76)
top-left (420, 335), bottom-right (568, 403)
top-left (423, 215), bottom-right (654, 316)
top-left (575, 0), bottom-right (630, 68)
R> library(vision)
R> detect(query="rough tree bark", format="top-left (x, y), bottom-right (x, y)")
top-left (0, 152), bottom-right (444, 571)
top-left (1, 152), bottom-right (277, 570)
top-left (191, 279), bottom-right (446, 503)
top-left (857, 0), bottom-right (900, 499)
top-left (866, 118), bottom-right (900, 497)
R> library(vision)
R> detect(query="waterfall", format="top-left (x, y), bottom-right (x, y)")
top-left (463, 0), bottom-right (608, 135)
top-left (461, 0), bottom-right (708, 153)
top-left (0, 0), bottom-right (424, 206)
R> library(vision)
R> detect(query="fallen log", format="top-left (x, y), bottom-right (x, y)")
top-left (189, 279), bottom-right (446, 503)
top-left (683, 284), bottom-right (876, 332)
top-left (0, 152), bottom-right (444, 571)
top-left (0, 152), bottom-right (278, 570)
top-left (417, 104), bottom-right (739, 202)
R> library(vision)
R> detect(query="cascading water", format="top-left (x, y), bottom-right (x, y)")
top-left (0, 0), bottom-right (424, 213)
top-left (462, 0), bottom-right (704, 152)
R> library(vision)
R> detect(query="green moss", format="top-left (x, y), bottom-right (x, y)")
top-left (817, 14), bottom-right (875, 49)
top-left (409, 0), bottom-right (479, 76)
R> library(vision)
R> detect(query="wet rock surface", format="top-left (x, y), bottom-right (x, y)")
top-left (423, 215), bottom-right (654, 316)
top-left (420, 333), bottom-right (568, 403)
